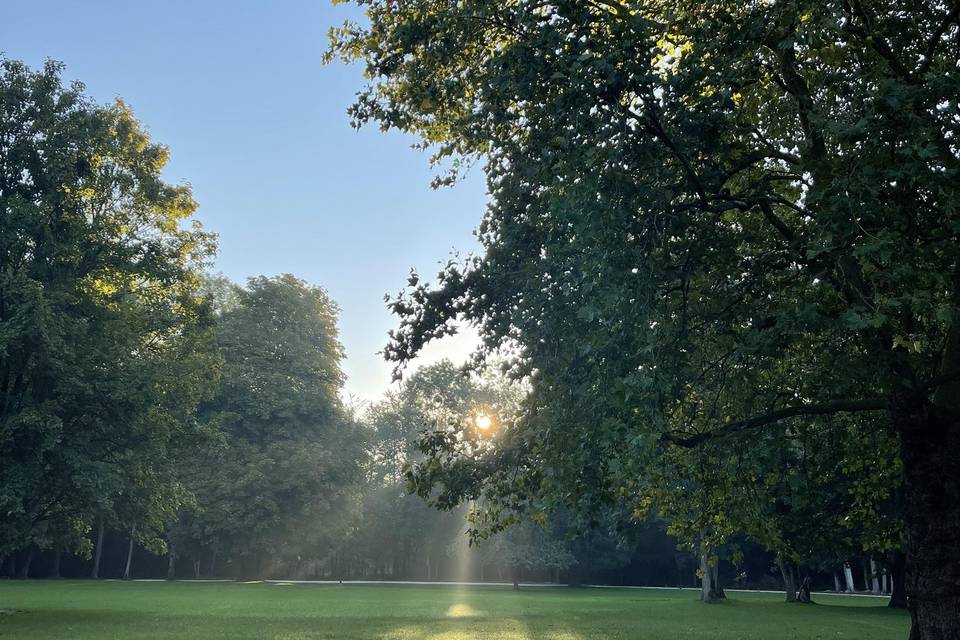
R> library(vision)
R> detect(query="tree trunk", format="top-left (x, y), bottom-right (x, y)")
top-left (122, 524), bottom-right (136, 580)
top-left (511, 564), bottom-right (519, 590)
top-left (91, 516), bottom-right (104, 579)
top-left (870, 558), bottom-right (882, 594)
top-left (862, 559), bottom-right (872, 592)
top-left (834, 570), bottom-right (842, 592)
top-left (209, 548), bottom-right (217, 577)
top-left (166, 540), bottom-right (176, 580)
top-left (51, 549), bottom-right (61, 578)
top-left (18, 547), bottom-right (33, 579)
top-left (778, 556), bottom-right (798, 603)
top-left (888, 551), bottom-right (908, 609)
top-left (843, 562), bottom-right (857, 592)
top-left (892, 383), bottom-right (960, 638)
top-left (797, 574), bottom-right (813, 603)
top-left (193, 558), bottom-right (201, 579)
top-left (709, 561), bottom-right (725, 599)
top-left (700, 548), bottom-right (718, 602)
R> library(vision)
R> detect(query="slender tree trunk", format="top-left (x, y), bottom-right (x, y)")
top-left (91, 516), bottom-right (104, 579)
top-left (892, 385), bottom-right (960, 639)
top-left (51, 550), bottom-right (61, 579)
top-left (883, 569), bottom-right (890, 595)
top-left (122, 524), bottom-right (136, 580)
top-left (18, 547), bottom-right (34, 579)
top-left (834, 570), bottom-right (842, 592)
top-left (166, 540), bottom-right (176, 580)
top-left (511, 564), bottom-right (519, 590)
top-left (843, 562), bottom-right (856, 593)
top-left (193, 559), bottom-right (201, 579)
top-left (778, 556), bottom-right (797, 603)
top-left (797, 573), bottom-right (813, 603)
top-left (862, 560), bottom-right (871, 592)
top-left (871, 558), bottom-right (882, 593)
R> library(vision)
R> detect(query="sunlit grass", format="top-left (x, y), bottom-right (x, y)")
top-left (0, 580), bottom-right (909, 639)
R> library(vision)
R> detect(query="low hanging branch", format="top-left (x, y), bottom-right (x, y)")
top-left (669, 369), bottom-right (960, 448)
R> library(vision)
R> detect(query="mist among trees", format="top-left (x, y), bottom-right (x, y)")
top-left (3, 1), bottom-right (960, 637)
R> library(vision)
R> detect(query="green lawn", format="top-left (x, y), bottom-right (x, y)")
top-left (0, 580), bottom-right (909, 639)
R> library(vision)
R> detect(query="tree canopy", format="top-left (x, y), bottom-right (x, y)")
top-left (0, 59), bottom-right (218, 560)
top-left (329, 2), bottom-right (960, 635)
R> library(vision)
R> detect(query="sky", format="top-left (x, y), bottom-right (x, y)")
top-left (1, 0), bottom-right (485, 404)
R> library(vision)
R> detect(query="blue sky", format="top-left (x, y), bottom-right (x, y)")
top-left (2, 0), bottom-right (485, 403)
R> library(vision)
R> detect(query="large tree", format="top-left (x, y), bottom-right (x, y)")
top-left (178, 275), bottom-right (363, 577)
top-left (329, 2), bottom-right (960, 636)
top-left (0, 59), bottom-right (218, 563)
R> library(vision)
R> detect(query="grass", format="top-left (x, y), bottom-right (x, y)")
top-left (0, 580), bottom-right (909, 639)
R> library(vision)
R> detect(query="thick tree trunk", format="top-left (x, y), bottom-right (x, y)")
top-left (893, 390), bottom-right (960, 639)
top-left (51, 549), bottom-right (61, 578)
top-left (778, 556), bottom-right (797, 603)
top-left (888, 551), bottom-right (908, 609)
top-left (18, 547), bottom-right (33, 579)
top-left (122, 525), bottom-right (136, 580)
top-left (699, 548), bottom-right (721, 602)
top-left (91, 516), bottom-right (104, 579)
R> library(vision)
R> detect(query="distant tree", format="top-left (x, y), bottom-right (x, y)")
top-left (330, 3), bottom-right (960, 635)
top-left (179, 275), bottom-right (363, 576)
top-left (0, 59), bottom-right (218, 563)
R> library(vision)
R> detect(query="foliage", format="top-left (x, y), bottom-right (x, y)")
top-left (177, 275), bottom-right (364, 571)
top-left (329, 2), bottom-right (960, 627)
top-left (0, 59), bottom-right (218, 557)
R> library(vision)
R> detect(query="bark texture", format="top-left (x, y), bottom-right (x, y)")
top-left (893, 395), bottom-right (960, 639)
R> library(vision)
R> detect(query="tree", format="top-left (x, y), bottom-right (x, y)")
top-left (179, 275), bottom-right (364, 576)
top-left (329, 3), bottom-right (960, 636)
top-left (0, 59), bottom-right (218, 565)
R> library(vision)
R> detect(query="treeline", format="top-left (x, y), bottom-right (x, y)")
top-left (0, 58), bottom-right (911, 602)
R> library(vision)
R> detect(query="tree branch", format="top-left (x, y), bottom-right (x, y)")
top-left (668, 397), bottom-right (886, 448)
top-left (918, 2), bottom-right (960, 77)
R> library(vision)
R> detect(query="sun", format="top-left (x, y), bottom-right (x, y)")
top-left (474, 413), bottom-right (492, 431)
